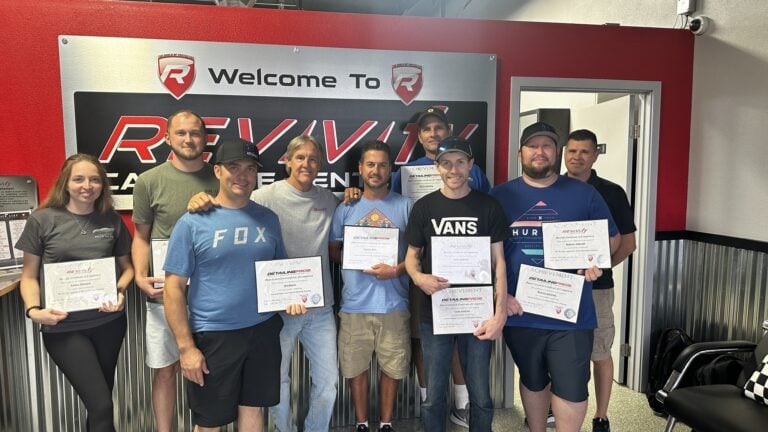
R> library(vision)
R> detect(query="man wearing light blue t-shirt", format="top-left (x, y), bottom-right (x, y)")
top-left (490, 123), bottom-right (621, 432)
top-left (164, 139), bottom-right (287, 431)
top-left (329, 140), bottom-right (411, 432)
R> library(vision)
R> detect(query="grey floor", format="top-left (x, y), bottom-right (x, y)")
top-left (331, 371), bottom-right (693, 432)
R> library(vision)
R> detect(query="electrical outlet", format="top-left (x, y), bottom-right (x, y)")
top-left (677, 0), bottom-right (696, 16)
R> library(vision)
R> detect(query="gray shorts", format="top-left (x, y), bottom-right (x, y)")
top-left (145, 302), bottom-right (180, 369)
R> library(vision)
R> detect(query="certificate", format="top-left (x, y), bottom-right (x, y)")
top-left (255, 256), bottom-right (324, 313)
top-left (431, 286), bottom-right (494, 334)
top-left (431, 236), bottom-right (491, 284)
top-left (400, 165), bottom-right (443, 204)
top-left (542, 219), bottom-right (611, 269)
top-left (515, 264), bottom-right (584, 323)
top-left (43, 257), bottom-right (118, 312)
top-left (342, 226), bottom-right (399, 270)
top-left (150, 239), bottom-right (169, 288)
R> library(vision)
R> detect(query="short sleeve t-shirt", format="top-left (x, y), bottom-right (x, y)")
top-left (164, 202), bottom-right (287, 332)
top-left (404, 189), bottom-right (509, 322)
top-left (329, 191), bottom-right (411, 314)
top-left (490, 176), bottom-right (619, 330)
top-left (15, 207), bottom-right (132, 333)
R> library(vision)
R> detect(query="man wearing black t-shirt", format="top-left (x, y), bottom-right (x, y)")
top-left (564, 129), bottom-right (637, 432)
top-left (404, 136), bottom-right (522, 432)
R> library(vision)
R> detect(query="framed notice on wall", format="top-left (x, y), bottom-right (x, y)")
top-left (0, 211), bottom-right (31, 270)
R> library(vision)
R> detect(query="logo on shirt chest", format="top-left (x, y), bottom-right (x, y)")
top-left (212, 227), bottom-right (267, 248)
top-left (431, 217), bottom-right (478, 235)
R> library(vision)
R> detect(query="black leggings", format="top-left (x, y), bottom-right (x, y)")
top-left (42, 315), bottom-right (127, 432)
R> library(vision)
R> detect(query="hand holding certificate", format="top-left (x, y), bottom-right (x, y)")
top-left (43, 257), bottom-right (118, 312)
top-left (342, 226), bottom-right (399, 270)
top-left (150, 238), bottom-right (169, 288)
top-left (431, 286), bottom-right (494, 334)
top-left (515, 264), bottom-right (584, 323)
top-left (542, 219), bottom-right (611, 269)
top-left (431, 236), bottom-right (491, 284)
top-left (255, 256), bottom-right (324, 313)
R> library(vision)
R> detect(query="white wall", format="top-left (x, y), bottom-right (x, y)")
top-left (450, 0), bottom-right (768, 241)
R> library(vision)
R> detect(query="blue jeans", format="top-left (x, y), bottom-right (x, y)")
top-left (269, 306), bottom-right (338, 432)
top-left (420, 321), bottom-right (494, 432)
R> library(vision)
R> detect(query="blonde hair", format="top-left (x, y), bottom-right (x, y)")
top-left (39, 154), bottom-right (114, 214)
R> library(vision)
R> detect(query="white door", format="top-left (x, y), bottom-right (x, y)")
top-left (568, 95), bottom-right (636, 383)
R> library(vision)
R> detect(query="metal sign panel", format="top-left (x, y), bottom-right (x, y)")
top-left (59, 36), bottom-right (497, 209)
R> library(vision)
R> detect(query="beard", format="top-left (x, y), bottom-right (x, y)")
top-left (521, 161), bottom-right (556, 179)
top-left (171, 146), bottom-right (203, 161)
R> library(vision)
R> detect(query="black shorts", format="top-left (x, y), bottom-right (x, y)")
top-left (188, 314), bottom-right (283, 427)
top-left (503, 326), bottom-right (593, 402)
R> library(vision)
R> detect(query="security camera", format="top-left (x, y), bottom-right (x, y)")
top-left (689, 16), bottom-right (711, 36)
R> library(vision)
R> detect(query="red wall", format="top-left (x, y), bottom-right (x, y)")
top-left (0, 0), bottom-right (693, 231)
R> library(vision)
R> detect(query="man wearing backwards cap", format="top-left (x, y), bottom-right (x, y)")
top-left (164, 138), bottom-right (287, 431)
top-left (390, 106), bottom-right (491, 194)
top-left (490, 123), bottom-right (621, 432)
top-left (404, 136), bottom-right (520, 432)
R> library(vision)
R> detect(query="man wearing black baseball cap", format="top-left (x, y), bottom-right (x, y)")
top-left (404, 136), bottom-right (517, 432)
top-left (164, 138), bottom-right (287, 431)
top-left (388, 107), bottom-right (491, 427)
top-left (490, 122), bottom-right (621, 432)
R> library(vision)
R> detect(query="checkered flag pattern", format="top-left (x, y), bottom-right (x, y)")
top-left (744, 353), bottom-right (768, 406)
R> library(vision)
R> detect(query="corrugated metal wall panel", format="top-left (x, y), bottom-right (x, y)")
top-left (9, 238), bottom-right (764, 430)
top-left (653, 240), bottom-right (768, 343)
top-left (1, 268), bottom-right (507, 431)
top-left (0, 289), bottom-right (34, 432)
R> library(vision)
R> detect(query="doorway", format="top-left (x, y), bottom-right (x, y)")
top-left (508, 77), bottom-right (661, 392)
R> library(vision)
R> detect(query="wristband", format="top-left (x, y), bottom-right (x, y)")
top-left (25, 305), bottom-right (42, 318)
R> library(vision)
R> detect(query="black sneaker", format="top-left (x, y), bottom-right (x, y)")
top-left (356, 424), bottom-right (370, 432)
top-left (592, 417), bottom-right (611, 432)
top-left (523, 409), bottom-right (555, 428)
top-left (379, 425), bottom-right (394, 432)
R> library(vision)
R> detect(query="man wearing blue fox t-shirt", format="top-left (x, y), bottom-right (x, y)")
top-left (329, 140), bottom-right (411, 432)
top-left (490, 123), bottom-right (621, 432)
top-left (164, 139), bottom-right (287, 431)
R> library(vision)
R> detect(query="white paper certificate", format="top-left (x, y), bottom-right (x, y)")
top-left (400, 165), bottom-right (443, 204)
top-left (43, 257), bottom-right (118, 312)
top-left (150, 239), bottom-right (169, 288)
top-left (255, 256), bottom-right (324, 313)
top-left (515, 264), bottom-right (584, 323)
top-left (542, 219), bottom-right (612, 269)
top-left (342, 226), bottom-right (399, 270)
top-left (431, 236), bottom-right (491, 284)
top-left (431, 286), bottom-right (494, 334)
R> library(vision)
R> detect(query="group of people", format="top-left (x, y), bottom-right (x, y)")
top-left (17, 106), bottom-right (635, 432)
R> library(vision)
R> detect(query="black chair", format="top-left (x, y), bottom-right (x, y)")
top-left (655, 320), bottom-right (768, 432)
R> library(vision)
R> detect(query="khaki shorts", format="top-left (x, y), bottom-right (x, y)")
top-left (338, 310), bottom-right (411, 379)
top-left (591, 288), bottom-right (615, 361)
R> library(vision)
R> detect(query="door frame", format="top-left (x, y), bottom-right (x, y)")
top-left (508, 77), bottom-right (660, 391)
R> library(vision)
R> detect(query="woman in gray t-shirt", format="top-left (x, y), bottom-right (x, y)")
top-left (15, 154), bottom-right (133, 432)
